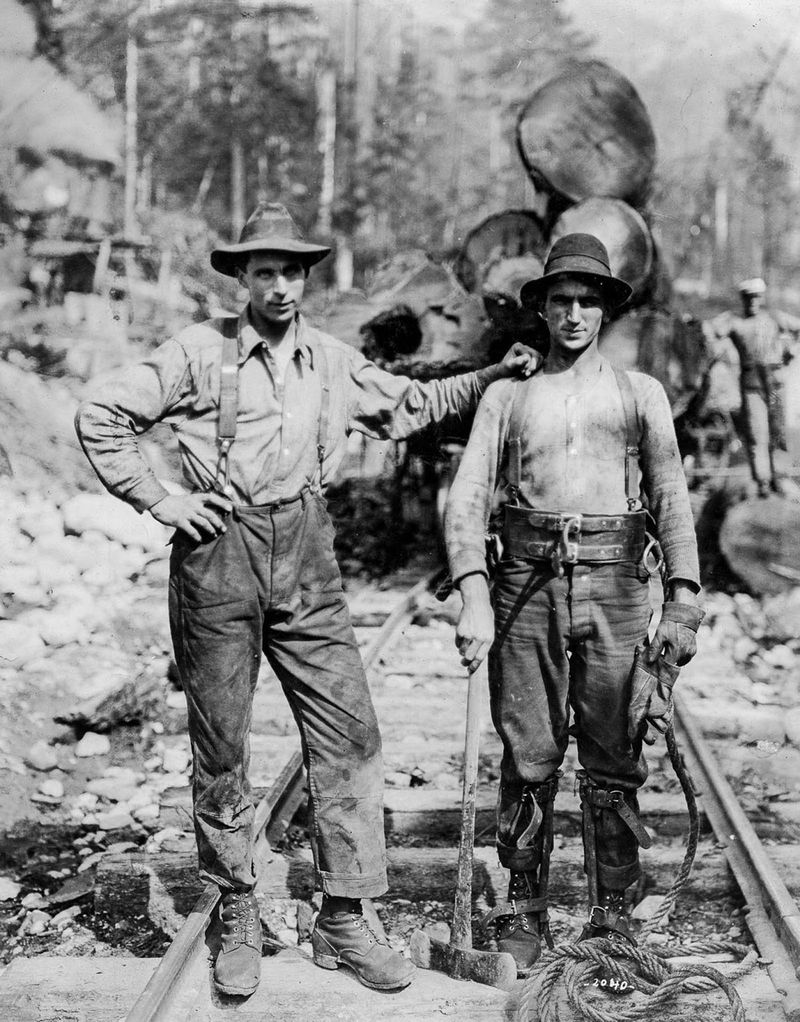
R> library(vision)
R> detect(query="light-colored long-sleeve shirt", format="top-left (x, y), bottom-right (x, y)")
top-left (76, 309), bottom-right (497, 512)
top-left (445, 358), bottom-right (700, 588)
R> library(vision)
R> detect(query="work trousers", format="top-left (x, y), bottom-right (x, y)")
top-left (741, 386), bottom-right (778, 486)
top-left (168, 492), bottom-right (387, 897)
top-left (489, 558), bottom-right (651, 887)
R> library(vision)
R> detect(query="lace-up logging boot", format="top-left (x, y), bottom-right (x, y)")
top-left (494, 871), bottom-right (546, 976)
top-left (213, 890), bottom-right (262, 996)
top-left (312, 899), bottom-right (416, 990)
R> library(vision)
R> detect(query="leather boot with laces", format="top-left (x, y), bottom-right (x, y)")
top-left (312, 902), bottom-right (416, 990)
top-left (213, 890), bottom-right (262, 996)
top-left (493, 871), bottom-right (547, 977)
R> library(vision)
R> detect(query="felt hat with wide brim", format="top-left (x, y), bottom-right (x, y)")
top-left (520, 233), bottom-right (632, 310)
top-left (210, 203), bottom-right (331, 277)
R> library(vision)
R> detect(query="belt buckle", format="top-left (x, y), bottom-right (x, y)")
top-left (589, 905), bottom-right (609, 928)
top-left (551, 514), bottom-right (581, 577)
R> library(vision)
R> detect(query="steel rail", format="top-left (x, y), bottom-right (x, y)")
top-left (124, 569), bottom-right (441, 1020)
top-left (674, 692), bottom-right (800, 1021)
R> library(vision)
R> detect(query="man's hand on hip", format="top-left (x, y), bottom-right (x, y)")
top-left (149, 492), bottom-right (233, 542)
top-left (455, 573), bottom-right (495, 673)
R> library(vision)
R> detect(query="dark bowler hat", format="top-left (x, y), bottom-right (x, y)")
top-left (210, 203), bottom-right (331, 277)
top-left (520, 233), bottom-right (632, 310)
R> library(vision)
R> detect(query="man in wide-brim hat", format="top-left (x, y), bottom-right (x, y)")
top-left (445, 232), bottom-right (703, 978)
top-left (76, 202), bottom-right (539, 998)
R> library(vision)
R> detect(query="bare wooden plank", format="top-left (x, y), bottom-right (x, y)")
top-left (0, 949), bottom-right (783, 1022)
top-left (0, 958), bottom-right (159, 1022)
top-left (160, 783), bottom-right (708, 839)
top-left (95, 839), bottom-right (777, 934)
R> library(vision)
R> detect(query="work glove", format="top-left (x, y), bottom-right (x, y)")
top-left (627, 645), bottom-right (681, 744)
top-left (646, 601), bottom-right (705, 669)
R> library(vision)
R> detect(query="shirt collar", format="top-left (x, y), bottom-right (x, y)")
top-left (236, 307), bottom-right (313, 365)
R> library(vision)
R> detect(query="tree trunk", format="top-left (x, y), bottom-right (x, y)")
top-left (719, 494), bottom-right (800, 596)
top-left (124, 31), bottom-right (138, 239)
top-left (231, 134), bottom-right (246, 238)
top-left (453, 210), bottom-right (547, 294)
top-left (550, 197), bottom-right (654, 301)
top-left (316, 64), bottom-right (337, 237)
top-left (516, 59), bottom-right (656, 209)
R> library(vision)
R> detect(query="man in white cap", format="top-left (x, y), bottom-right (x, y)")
top-left (445, 233), bottom-right (702, 977)
top-left (710, 278), bottom-right (800, 497)
top-left (75, 203), bottom-right (537, 997)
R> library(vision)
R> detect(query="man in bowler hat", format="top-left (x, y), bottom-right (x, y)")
top-left (75, 203), bottom-right (538, 996)
top-left (445, 233), bottom-right (703, 975)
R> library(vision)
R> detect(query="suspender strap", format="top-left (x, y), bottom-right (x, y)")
top-left (505, 379), bottom-right (524, 502)
top-left (308, 337), bottom-right (331, 489)
top-left (217, 318), bottom-right (240, 496)
top-left (610, 364), bottom-right (642, 512)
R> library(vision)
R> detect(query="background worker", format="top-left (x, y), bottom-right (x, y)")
top-left (709, 277), bottom-right (800, 497)
top-left (444, 233), bottom-right (703, 976)
top-left (75, 203), bottom-right (537, 998)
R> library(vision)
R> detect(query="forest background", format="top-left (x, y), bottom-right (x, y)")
top-left (6, 0), bottom-right (800, 309)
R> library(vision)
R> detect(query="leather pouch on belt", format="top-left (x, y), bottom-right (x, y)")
top-left (627, 644), bottom-right (681, 745)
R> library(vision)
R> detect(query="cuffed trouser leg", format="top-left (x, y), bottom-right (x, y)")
top-left (266, 590), bottom-right (387, 898)
top-left (257, 495), bottom-right (387, 898)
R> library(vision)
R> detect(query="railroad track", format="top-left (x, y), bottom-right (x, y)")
top-left (123, 570), bottom-right (441, 1022)
top-left (2, 570), bottom-right (800, 1021)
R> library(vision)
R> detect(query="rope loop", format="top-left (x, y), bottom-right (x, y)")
top-left (516, 722), bottom-right (756, 1022)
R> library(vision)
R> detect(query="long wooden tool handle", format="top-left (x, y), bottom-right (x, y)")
top-left (451, 659), bottom-right (486, 950)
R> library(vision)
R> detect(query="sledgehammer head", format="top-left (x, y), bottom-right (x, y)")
top-left (409, 929), bottom-right (517, 991)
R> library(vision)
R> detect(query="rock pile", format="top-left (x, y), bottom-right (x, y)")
top-left (0, 477), bottom-right (193, 957)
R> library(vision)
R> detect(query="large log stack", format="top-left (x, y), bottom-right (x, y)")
top-left (356, 59), bottom-right (711, 424)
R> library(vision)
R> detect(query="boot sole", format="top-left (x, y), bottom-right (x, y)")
top-left (313, 951), bottom-right (415, 990)
top-left (214, 979), bottom-right (260, 997)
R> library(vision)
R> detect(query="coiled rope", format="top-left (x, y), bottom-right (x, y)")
top-left (516, 723), bottom-right (757, 1022)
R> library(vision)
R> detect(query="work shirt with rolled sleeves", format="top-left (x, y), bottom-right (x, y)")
top-left (75, 308), bottom-right (498, 511)
top-left (445, 358), bottom-right (700, 590)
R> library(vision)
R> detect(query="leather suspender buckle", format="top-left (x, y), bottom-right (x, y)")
top-left (217, 437), bottom-right (234, 496)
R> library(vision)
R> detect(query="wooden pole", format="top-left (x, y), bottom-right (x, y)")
top-left (257, 152), bottom-right (269, 204)
top-left (124, 30), bottom-right (139, 239)
top-left (230, 8), bottom-right (246, 237)
top-left (316, 64), bottom-right (337, 236)
top-left (231, 133), bottom-right (246, 237)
